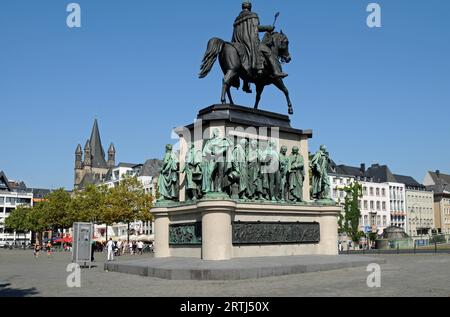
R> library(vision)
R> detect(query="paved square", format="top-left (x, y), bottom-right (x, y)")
top-left (0, 249), bottom-right (449, 297)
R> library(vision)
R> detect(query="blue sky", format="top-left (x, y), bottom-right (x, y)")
top-left (0, 0), bottom-right (449, 189)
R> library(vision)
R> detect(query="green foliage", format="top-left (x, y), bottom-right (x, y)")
top-left (5, 206), bottom-right (31, 233)
top-left (43, 188), bottom-right (73, 230)
top-left (104, 176), bottom-right (153, 225)
top-left (5, 179), bottom-right (154, 238)
top-left (71, 184), bottom-right (108, 223)
top-left (339, 181), bottom-right (363, 243)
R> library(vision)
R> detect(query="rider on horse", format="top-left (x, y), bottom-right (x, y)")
top-left (232, 1), bottom-right (288, 93)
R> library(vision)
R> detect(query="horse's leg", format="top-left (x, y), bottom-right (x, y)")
top-left (254, 84), bottom-right (264, 109)
top-left (227, 88), bottom-right (234, 105)
top-left (273, 78), bottom-right (293, 115)
top-left (219, 44), bottom-right (240, 105)
top-left (221, 79), bottom-right (228, 104)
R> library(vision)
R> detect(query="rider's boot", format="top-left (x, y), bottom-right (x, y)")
top-left (269, 56), bottom-right (288, 78)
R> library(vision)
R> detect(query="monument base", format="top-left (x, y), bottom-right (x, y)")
top-left (153, 200), bottom-right (340, 261)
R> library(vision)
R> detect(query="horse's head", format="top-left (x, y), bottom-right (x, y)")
top-left (263, 31), bottom-right (291, 64)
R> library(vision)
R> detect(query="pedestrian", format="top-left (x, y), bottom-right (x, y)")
top-left (137, 241), bottom-right (143, 255)
top-left (106, 238), bottom-right (115, 262)
top-left (91, 240), bottom-right (96, 262)
top-left (33, 243), bottom-right (40, 259)
top-left (129, 241), bottom-right (133, 255)
top-left (46, 241), bottom-right (53, 258)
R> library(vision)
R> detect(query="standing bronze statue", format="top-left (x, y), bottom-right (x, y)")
top-left (288, 146), bottom-right (305, 202)
top-left (278, 145), bottom-right (289, 201)
top-left (230, 139), bottom-right (249, 199)
top-left (247, 140), bottom-right (264, 200)
top-left (199, 1), bottom-right (294, 115)
top-left (183, 143), bottom-right (203, 201)
top-left (201, 128), bottom-right (233, 194)
top-left (157, 144), bottom-right (179, 202)
top-left (261, 141), bottom-right (279, 201)
top-left (310, 145), bottom-right (332, 200)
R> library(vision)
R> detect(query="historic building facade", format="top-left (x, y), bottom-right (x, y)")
top-left (424, 171), bottom-right (450, 234)
top-left (330, 163), bottom-right (435, 237)
top-left (0, 171), bottom-right (33, 246)
top-left (395, 175), bottom-right (435, 237)
top-left (74, 119), bottom-right (115, 190)
top-left (330, 164), bottom-right (390, 235)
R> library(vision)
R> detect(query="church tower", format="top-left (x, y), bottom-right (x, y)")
top-left (108, 143), bottom-right (116, 168)
top-left (84, 140), bottom-right (92, 168)
top-left (74, 144), bottom-right (83, 189)
top-left (74, 119), bottom-right (116, 190)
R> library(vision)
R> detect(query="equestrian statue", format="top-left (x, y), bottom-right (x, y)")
top-left (199, 1), bottom-right (294, 115)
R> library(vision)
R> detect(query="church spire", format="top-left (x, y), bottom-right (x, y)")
top-left (75, 144), bottom-right (83, 169)
top-left (108, 143), bottom-right (116, 168)
top-left (89, 119), bottom-right (107, 168)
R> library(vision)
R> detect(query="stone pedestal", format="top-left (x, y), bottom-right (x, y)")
top-left (174, 104), bottom-right (313, 202)
top-left (152, 201), bottom-right (340, 260)
top-left (153, 104), bottom-right (339, 261)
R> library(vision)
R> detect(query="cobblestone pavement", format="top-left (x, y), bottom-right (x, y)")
top-left (0, 250), bottom-right (449, 297)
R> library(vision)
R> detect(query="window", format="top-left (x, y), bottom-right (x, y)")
top-left (376, 188), bottom-right (380, 196)
top-left (370, 201), bottom-right (374, 210)
top-left (382, 202), bottom-right (386, 211)
top-left (364, 215), bottom-right (368, 226)
top-left (377, 216), bottom-right (381, 226)
top-left (376, 201), bottom-right (381, 211)
top-left (364, 201), bottom-right (368, 210)
top-left (370, 188), bottom-right (374, 196)
top-left (383, 216), bottom-right (387, 226)
top-left (333, 189), bottom-right (337, 198)
top-left (363, 187), bottom-right (367, 195)
top-left (382, 188), bottom-right (386, 197)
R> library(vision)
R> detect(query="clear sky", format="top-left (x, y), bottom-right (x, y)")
top-left (0, 0), bottom-right (449, 189)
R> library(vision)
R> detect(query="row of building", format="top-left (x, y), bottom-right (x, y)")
top-left (0, 171), bottom-right (50, 246)
top-left (330, 163), bottom-right (450, 237)
top-left (2, 119), bottom-right (449, 245)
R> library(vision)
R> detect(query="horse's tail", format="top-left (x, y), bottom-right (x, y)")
top-left (199, 38), bottom-right (224, 79)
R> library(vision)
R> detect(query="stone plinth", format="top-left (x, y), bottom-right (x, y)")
top-left (153, 200), bottom-right (340, 261)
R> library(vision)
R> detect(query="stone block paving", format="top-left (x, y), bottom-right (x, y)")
top-left (0, 250), bottom-right (449, 297)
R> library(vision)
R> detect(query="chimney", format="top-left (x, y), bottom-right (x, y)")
top-left (360, 163), bottom-right (366, 175)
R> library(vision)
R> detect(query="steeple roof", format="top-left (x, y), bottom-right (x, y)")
top-left (89, 119), bottom-right (107, 168)
top-left (75, 144), bottom-right (82, 154)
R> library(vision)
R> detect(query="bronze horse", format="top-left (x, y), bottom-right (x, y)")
top-left (199, 31), bottom-right (294, 115)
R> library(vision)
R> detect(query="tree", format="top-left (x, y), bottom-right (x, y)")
top-left (71, 184), bottom-right (108, 224)
top-left (105, 176), bottom-right (153, 243)
top-left (339, 181), bottom-right (363, 243)
top-left (27, 202), bottom-right (49, 243)
top-left (41, 189), bottom-right (73, 238)
top-left (5, 206), bottom-right (31, 243)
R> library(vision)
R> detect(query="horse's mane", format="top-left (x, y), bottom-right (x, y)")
top-left (262, 32), bottom-right (275, 47)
